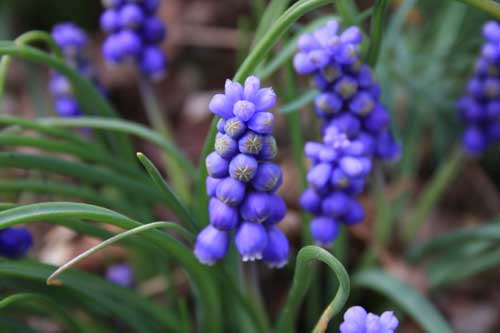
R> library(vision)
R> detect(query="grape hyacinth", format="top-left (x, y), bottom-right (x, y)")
top-left (0, 227), bottom-right (33, 259)
top-left (100, 0), bottom-right (168, 80)
top-left (294, 20), bottom-right (400, 246)
top-left (106, 263), bottom-right (135, 288)
top-left (457, 21), bottom-right (500, 155)
top-left (339, 306), bottom-right (399, 333)
top-left (50, 23), bottom-right (102, 117)
top-left (195, 76), bottom-right (289, 267)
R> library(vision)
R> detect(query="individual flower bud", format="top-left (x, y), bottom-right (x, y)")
top-left (254, 87), bottom-right (277, 112)
top-left (293, 52), bottom-right (315, 74)
top-left (49, 74), bottom-right (72, 97)
top-left (324, 127), bottom-right (350, 149)
top-left (240, 192), bottom-right (271, 222)
top-left (364, 104), bottom-right (389, 133)
top-left (233, 100), bottom-right (256, 121)
top-left (328, 114), bottom-right (361, 138)
top-left (206, 152), bottom-right (229, 178)
top-left (100, 9), bottom-right (120, 33)
top-left (238, 132), bottom-right (263, 155)
top-left (209, 94), bottom-right (234, 119)
top-left (486, 100), bottom-right (500, 118)
top-left (300, 188), bottom-right (321, 213)
top-left (142, 16), bottom-right (167, 44)
top-left (217, 118), bottom-right (226, 133)
top-left (376, 131), bottom-right (401, 160)
top-left (259, 135), bottom-right (278, 161)
top-left (343, 199), bottom-right (365, 225)
top-left (334, 76), bottom-right (358, 99)
top-left (206, 176), bottom-right (222, 197)
top-left (244, 76), bottom-right (261, 101)
top-left (235, 222), bottom-right (268, 261)
top-left (139, 46), bottom-right (167, 81)
top-left (357, 65), bottom-right (374, 88)
top-left (0, 227), bottom-right (33, 258)
top-left (345, 179), bottom-right (366, 196)
top-left (106, 264), bottom-right (134, 288)
top-left (262, 226), bottom-right (289, 268)
top-left (336, 44), bottom-right (359, 65)
top-left (307, 163), bottom-right (332, 189)
top-left (484, 78), bottom-right (500, 98)
top-left (141, 0), bottom-right (160, 14)
top-left (349, 92), bottom-right (375, 116)
top-left (194, 225), bottom-right (230, 265)
top-left (331, 167), bottom-right (350, 189)
top-left (102, 34), bottom-right (125, 63)
top-left (215, 134), bottom-right (238, 159)
top-left (209, 198), bottom-right (238, 230)
top-left (215, 177), bottom-right (246, 206)
top-left (304, 141), bottom-right (323, 160)
top-left (343, 133), bottom-right (375, 156)
top-left (247, 112), bottom-right (274, 134)
top-left (297, 33), bottom-right (320, 51)
top-left (251, 162), bottom-right (283, 192)
top-left (314, 93), bottom-right (343, 117)
top-left (462, 126), bottom-right (487, 155)
top-left (322, 192), bottom-right (350, 217)
top-left (52, 23), bottom-right (87, 55)
top-left (224, 117), bottom-right (247, 138)
top-left (340, 26), bottom-right (362, 44)
top-left (264, 193), bottom-right (287, 225)
top-left (119, 3), bottom-right (145, 28)
top-left (229, 154), bottom-right (258, 182)
top-left (483, 21), bottom-right (500, 42)
top-left (310, 216), bottom-right (340, 246)
top-left (224, 79), bottom-right (243, 104)
top-left (55, 97), bottom-right (81, 117)
top-left (339, 156), bottom-right (371, 178)
top-left (118, 30), bottom-right (142, 57)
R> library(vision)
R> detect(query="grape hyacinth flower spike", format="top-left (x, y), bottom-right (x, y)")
top-left (0, 227), bottom-right (33, 259)
top-left (339, 306), bottom-right (399, 333)
top-left (457, 21), bottom-right (500, 155)
top-left (100, 0), bottom-right (168, 80)
top-left (50, 23), bottom-right (103, 117)
top-left (195, 76), bottom-right (289, 267)
top-left (294, 20), bottom-right (401, 246)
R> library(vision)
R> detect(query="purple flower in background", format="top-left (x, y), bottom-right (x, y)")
top-left (0, 227), bottom-right (33, 259)
top-left (339, 306), bottom-right (399, 333)
top-left (294, 20), bottom-right (400, 246)
top-left (195, 76), bottom-right (289, 267)
top-left (50, 23), bottom-right (103, 118)
top-left (457, 21), bottom-right (500, 155)
top-left (100, 0), bottom-right (168, 80)
top-left (106, 263), bottom-right (134, 288)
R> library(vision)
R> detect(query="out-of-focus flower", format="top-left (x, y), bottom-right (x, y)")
top-left (339, 306), bottom-right (399, 333)
top-left (0, 227), bottom-right (33, 259)
top-left (105, 263), bottom-right (134, 288)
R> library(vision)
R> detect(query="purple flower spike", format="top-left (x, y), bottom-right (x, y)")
top-left (262, 226), bottom-right (289, 268)
top-left (106, 264), bottom-right (134, 288)
top-left (0, 227), bottom-right (33, 259)
top-left (194, 225), bottom-right (230, 265)
top-left (235, 222), bottom-right (268, 261)
top-left (198, 76), bottom-right (287, 265)
top-left (339, 306), bottom-right (399, 333)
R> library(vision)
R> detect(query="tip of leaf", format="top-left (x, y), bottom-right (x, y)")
top-left (47, 278), bottom-right (63, 286)
top-left (136, 152), bottom-right (144, 158)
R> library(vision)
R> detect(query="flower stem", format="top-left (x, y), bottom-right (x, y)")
top-left (138, 76), bottom-right (191, 202)
top-left (404, 147), bottom-right (465, 242)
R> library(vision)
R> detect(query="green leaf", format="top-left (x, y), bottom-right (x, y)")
top-left (0, 202), bottom-right (222, 332)
top-left (278, 89), bottom-right (318, 114)
top-left (353, 270), bottom-right (452, 333)
top-left (37, 116), bottom-right (196, 176)
top-left (0, 292), bottom-right (86, 332)
top-left (275, 246), bottom-right (350, 333)
top-left (253, 0), bottom-right (291, 45)
top-left (137, 152), bottom-right (199, 232)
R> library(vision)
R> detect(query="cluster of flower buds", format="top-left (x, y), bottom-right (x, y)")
top-left (294, 20), bottom-right (400, 246)
top-left (195, 76), bottom-right (289, 267)
top-left (105, 263), bottom-right (135, 288)
top-left (339, 306), bottom-right (399, 333)
top-left (458, 21), bottom-right (500, 155)
top-left (51, 23), bottom-right (101, 117)
top-left (0, 227), bottom-right (33, 259)
top-left (100, 0), bottom-right (167, 80)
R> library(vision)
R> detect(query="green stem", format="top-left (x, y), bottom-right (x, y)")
top-left (138, 76), bottom-right (191, 202)
top-left (196, 0), bottom-right (334, 225)
top-left (275, 246), bottom-right (350, 333)
top-left (454, 0), bottom-right (500, 19)
top-left (0, 30), bottom-right (63, 103)
top-left (404, 148), bottom-right (465, 241)
top-left (365, 0), bottom-right (389, 67)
